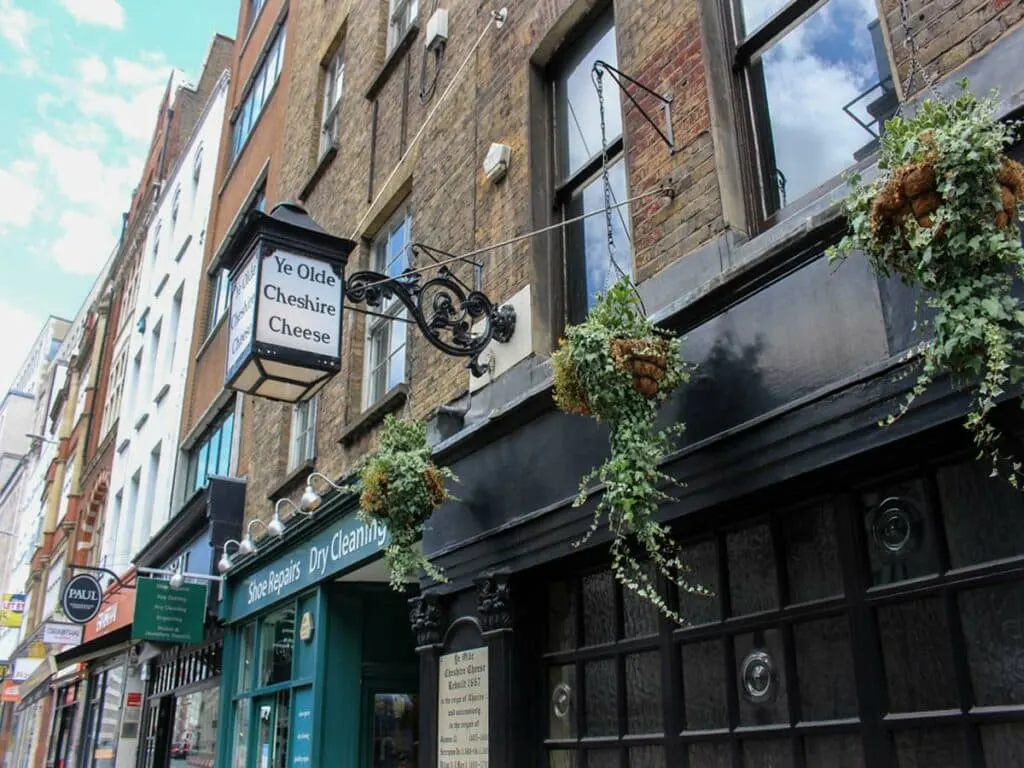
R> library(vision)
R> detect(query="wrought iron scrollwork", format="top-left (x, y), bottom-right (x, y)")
top-left (344, 243), bottom-right (516, 377)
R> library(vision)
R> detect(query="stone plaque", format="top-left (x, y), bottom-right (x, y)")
top-left (437, 647), bottom-right (489, 768)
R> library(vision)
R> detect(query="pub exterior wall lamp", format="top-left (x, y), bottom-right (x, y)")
top-left (220, 201), bottom-right (517, 404)
top-left (300, 471), bottom-right (348, 513)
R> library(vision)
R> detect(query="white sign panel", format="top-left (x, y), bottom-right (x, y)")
top-left (227, 251), bottom-right (260, 377)
top-left (437, 647), bottom-right (489, 768)
top-left (11, 657), bottom-right (42, 682)
top-left (42, 622), bottom-right (83, 646)
top-left (255, 250), bottom-right (342, 358)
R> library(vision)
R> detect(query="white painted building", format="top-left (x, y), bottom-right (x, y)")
top-left (0, 318), bottom-right (69, 661)
top-left (103, 69), bottom-right (231, 573)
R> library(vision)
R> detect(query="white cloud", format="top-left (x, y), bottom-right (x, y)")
top-left (77, 82), bottom-right (168, 142)
top-left (0, 0), bottom-right (38, 51)
top-left (112, 56), bottom-right (168, 87)
top-left (0, 300), bottom-right (42, 397)
top-left (50, 211), bottom-right (117, 275)
top-left (57, 0), bottom-right (125, 29)
top-left (76, 56), bottom-right (108, 84)
top-left (0, 161), bottom-right (41, 230)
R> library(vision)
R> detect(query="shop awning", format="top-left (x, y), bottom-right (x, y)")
top-left (53, 625), bottom-right (132, 667)
top-left (16, 655), bottom-right (55, 710)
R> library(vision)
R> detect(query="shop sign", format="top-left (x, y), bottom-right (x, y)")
top-left (131, 578), bottom-right (207, 644)
top-left (437, 647), bottom-right (489, 768)
top-left (0, 593), bottom-right (26, 628)
top-left (82, 579), bottom-right (136, 644)
top-left (42, 622), bottom-right (83, 646)
top-left (291, 687), bottom-right (313, 767)
top-left (11, 657), bottom-right (42, 682)
top-left (1, 681), bottom-right (19, 702)
top-left (227, 510), bottom-right (389, 621)
top-left (61, 574), bottom-right (103, 624)
top-left (0, 661), bottom-right (8, 679)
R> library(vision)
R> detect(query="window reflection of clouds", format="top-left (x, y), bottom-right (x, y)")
top-left (755, 0), bottom-right (885, 206)
top-left (582, 160), bottom-right (632, 307)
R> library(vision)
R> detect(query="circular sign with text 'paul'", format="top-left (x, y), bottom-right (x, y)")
top-left (61, 574), bottom-right (103, 624)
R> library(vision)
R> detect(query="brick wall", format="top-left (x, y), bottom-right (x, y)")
top-left (882, 0), bottom-right (1024, 94)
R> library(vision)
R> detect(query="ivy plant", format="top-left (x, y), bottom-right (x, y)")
top-left (552, 276), bottom-right (711, 623)
top-left (356, 415), bottom-right (453, 591)
top-left (828, 82), bottom-right (1024, 484)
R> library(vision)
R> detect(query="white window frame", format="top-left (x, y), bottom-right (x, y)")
top-left (363, 208), bottom-right (411, 408)
top-left (289, 395), bottom-right (318, 471)
top-left (320, 45), bottom-right (345, 157)
top-left (387, 0), bottom-right (419, 53)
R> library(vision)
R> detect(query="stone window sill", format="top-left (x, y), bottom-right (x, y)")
top-left (299, 145), bottom-right (338, 201)
top-left (153, 383), bottom-right (171, 405)
top-left (339, 384), bottom-right (409, 446)
top-left (365, 24), bottom-right (419, 101)
top-left (267, 458), bottom-right (316, 501)
top-left (134, 412), bottom-right (150, 431)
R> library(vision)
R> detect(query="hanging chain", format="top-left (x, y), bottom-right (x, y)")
top-left (895, 0), bottom-right (942, 114)
top-left (593, 67), bottom-right (625, 290)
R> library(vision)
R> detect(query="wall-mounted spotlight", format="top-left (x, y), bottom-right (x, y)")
top-left (269, 497), bottom-right (312, 538)
top-left (299, 471), bottom-right (348, 513)
top-left (217, 540), bottom-right (242, 573)
top-left (168, 570), bottom-right (185, 589)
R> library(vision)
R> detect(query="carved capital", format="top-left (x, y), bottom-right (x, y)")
top-left (476, 571), bottom-right (512, 634)
top-left (408, 593), bottom-right (444, 648)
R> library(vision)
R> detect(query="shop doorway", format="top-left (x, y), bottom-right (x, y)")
top-left (252, 691), bottom-right (290, 768)
top-left (138, 696), bottom-right (172, 768)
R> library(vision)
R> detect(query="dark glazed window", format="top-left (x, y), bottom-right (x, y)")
top-left (551, 9), bottom-right (632, 322)
top-left (727, 0), bottom-right (898, 227)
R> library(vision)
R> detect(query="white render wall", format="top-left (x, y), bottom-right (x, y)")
top-left (104, 73), bottom-right (230, 574)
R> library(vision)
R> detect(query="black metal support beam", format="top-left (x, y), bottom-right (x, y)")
top-left (593, 60), bottom-right (676, 154)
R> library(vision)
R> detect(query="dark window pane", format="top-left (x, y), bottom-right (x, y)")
top-left (735, 629), bottom-right (788, 726)
top-left (548, 751), bottom-right (578, 768)
top-left (586, 751), bottom-right (620, 768)
top-left (688, 743), bottom-right (731, 767)
top-left (742, 739), bottom-right (794, 768)
top-left (548, 665), bottom-right (577, 740)
top-left (794, 616), bottom-right (857, 720)
top-left (752, 0), bottom-right (893, 212)
top-left (258, 605), bottom-right (295, 687)
top-left (548, 580), bottom-right (578, 652)
top-left (622, 563), bottom-right (658, 639)
top-left (629, 746), bottom-right (665, 768)
top-left (625, 652), bottom-right (661, 734)
top-left (936, 459), bottom-right (1024, 568)
top-left (893, 728), bottom-right (967, 768)
top-left (804, 735), bottom-right (864, 768)
top-left (553, 13), bottom-right (621, 180)
top-left (681, 640), bottom-right (728, 730)
top-left (583, 571), bottom-right (616, 646)
top-left (862, 480), bottom-right (938, 586)
top-left (958, 580), bottom-right (1024, 706)
top-left (783, 503), bottom-right (843, 603)
top-left (678, 539), bottom-right (719, 625)
top-left (584, 660), bottom-right (618, 737)
top-left (981, 723), bottom-right (1024, 767)
top-left (727, 524), bottom-right (778, 616)
top-left (878, 599), bottom-right (957, 712)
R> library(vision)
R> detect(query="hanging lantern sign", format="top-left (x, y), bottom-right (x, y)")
top-left (222, 201), bottom-right (356, 403)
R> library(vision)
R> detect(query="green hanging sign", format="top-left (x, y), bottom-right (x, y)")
top-left (131, 578), bottom-right (207, 645)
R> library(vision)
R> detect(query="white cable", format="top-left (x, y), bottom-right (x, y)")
top-left (349, 11), bottom-right (504, 239)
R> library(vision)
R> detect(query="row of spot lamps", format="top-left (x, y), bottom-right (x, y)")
top-left (217, 472), bottom-right (346, 573)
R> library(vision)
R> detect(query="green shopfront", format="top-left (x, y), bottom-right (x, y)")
top-left (216, 498), bottom-right (419, 768)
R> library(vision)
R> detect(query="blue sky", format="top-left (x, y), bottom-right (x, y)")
top-left (0, 0), bottom-right (237, 394)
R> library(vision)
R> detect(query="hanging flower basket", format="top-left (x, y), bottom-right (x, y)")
top-left (828, 82), bottom-right (1024, 485)
top-left (356, 416), bottom-right (453, 590)
top-left (551, 277), bottom-right (711, 624)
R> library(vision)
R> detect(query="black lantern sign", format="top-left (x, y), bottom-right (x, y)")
top-left (222, 202), bottom-right (356, 402)
top-left (222, 201), bottom-right (517, 404)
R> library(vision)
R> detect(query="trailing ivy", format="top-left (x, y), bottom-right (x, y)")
top-left (357, 415), bottom-right (453, 590)
top-left (828, 82), bottom-right (1024, 485)
top-left (552, 277), bottom-right (711, 624)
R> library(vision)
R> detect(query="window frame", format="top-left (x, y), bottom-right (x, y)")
top-left (320, 44), bottom-right (345, 157)
top-left (387, 0), bottom-right (419, 53)
top-left (362, 207), bottom-right (412, 409)
top-left (548, 8), bottom-right (632, 324)
top-left (185, 407), bottom-right (235, 497)
top-left (230, 23), bottom-right (287, 163)
top-left (288, 395), bottom-right (318, 471)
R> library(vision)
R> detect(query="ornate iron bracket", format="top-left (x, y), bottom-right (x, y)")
top-left (70, 564), bottom-right (135, 590)
top-left (592, 60), bottom-right (676, 155)
top-left (345, 243), bottom-right (516, 377)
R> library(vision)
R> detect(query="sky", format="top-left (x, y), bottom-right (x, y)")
top-left (0, 0), bottom-right (238, 396)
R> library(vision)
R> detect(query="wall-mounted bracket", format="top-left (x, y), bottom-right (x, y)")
top-left (345, 243), bottom-right (516, 377)
top-left (70, 564), bottom-right (135, 590)
top-left (593, 60), bottom-right (676, 155)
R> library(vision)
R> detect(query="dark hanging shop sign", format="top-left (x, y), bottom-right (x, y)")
top-left (61, 574), bottom-right (103, 624)
top-left (223, 202), bottom-right (354, 403)
top-left (226, 509), bottom-right (389, 622)
top-left (131, 578), bottom-right (207, 645)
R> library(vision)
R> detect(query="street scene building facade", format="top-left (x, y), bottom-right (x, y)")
top-left (1, 0), bottom-right (1024, 767)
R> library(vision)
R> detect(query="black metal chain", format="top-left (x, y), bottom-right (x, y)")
top-left (895, 0), bottom-right (941, 113)
top-left (593, 67), bottom-right (625, 289)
